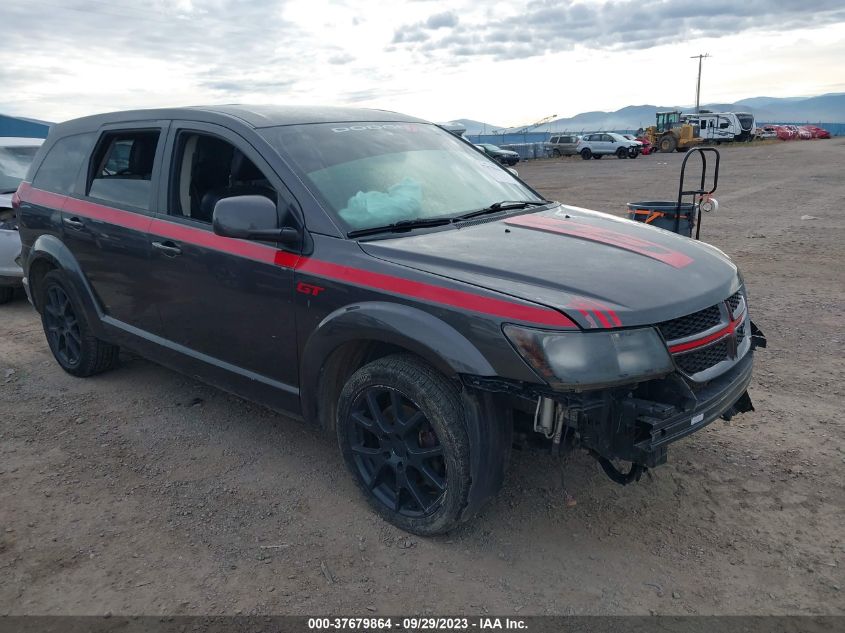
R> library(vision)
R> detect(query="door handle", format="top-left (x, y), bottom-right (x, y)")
top-left (63, 217), bottom-right (85, 230)
top-left (151, 241), bottom-right (182, 257)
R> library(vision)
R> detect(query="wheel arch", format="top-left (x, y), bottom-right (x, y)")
top-left (300, 301), bottom-right (496, 432)
top-left (26, 234), bottom-right (103, 333)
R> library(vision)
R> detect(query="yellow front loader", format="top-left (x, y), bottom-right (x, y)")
top-left (646, 111), bottom-right (703, 153)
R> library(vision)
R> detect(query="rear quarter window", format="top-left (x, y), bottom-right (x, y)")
top-left (87, 130), bottom-right (161, 210)
top-left (31, 133), bottom-right (95, 194)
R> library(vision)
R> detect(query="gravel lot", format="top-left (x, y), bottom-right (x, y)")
top-left (1, 139), bottom-right (843, 616)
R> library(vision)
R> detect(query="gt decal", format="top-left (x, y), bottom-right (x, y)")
top-left (296, 281), bottom-right (325, 296)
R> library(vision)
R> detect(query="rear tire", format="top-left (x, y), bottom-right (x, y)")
top-left (580, 148), bottom-right (592, 160)
top-left (39, 270), bottom-right (119, 377)
top-left (0, 286), bottom-right (14, 305)
top-left (336, 354), bottom-right (471, 535)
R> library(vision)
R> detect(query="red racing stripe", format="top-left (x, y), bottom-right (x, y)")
top-left (18, 184), bottom-right (577, 329)
top-left (296, 258), bottom-right (576, 327)
top-left (505, 214), bottom-right (694, 268)
top-left (18, 183), bottom-right (65, 209)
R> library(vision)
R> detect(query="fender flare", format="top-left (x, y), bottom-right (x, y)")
top-left (300, 301), bottom-right (496, 426)
top-left (26, 234), bottom-right (105, 336)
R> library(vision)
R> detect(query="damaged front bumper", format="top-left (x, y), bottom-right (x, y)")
top-left (465, 322), bottom-right (766, 484)
top-left (597, 351), bottom-right (755, 469)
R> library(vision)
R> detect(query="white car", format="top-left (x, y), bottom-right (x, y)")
top-left (1, 137), bottom-right (44, 304)
top-left (576, 132), bottom-right (640, 160)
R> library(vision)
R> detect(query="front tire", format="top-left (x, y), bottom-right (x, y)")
top-left (336, 354), bottom-right (471, 535)
top-left (39, 270), bottom-right (119, 377)
top-left (616, 147), bottom-right (628, 159)
top-left (659, 135), bottom-right (677, 153)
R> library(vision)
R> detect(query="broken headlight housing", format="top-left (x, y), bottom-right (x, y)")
top-left (503, 325), bottom-right (674, 391)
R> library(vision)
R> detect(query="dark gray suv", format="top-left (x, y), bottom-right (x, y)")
top-left (16, 105), bottom-right (763, 535)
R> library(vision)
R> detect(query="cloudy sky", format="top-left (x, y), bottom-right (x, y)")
top-left (2, 0), bottom-right (844, 126)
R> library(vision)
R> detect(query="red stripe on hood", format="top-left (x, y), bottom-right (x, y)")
top-left (505, 214), bottom-right (694, 268)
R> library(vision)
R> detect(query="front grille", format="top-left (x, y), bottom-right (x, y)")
top-left (675, 340), bottom-right (730, 375)
top-left (726, 291), bottom-right (742, 315)
top-left (657, 304), bottom-right (722, 341)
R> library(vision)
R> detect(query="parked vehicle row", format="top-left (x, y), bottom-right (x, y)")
top-left (16, 105), bottom-right (763, 534)
top-left (755, 124), bottom-right (831, 140)
top-left (547, 132), bottom-right (654, 159)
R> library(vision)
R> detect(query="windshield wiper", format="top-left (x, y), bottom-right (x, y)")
top-left (347, 216), bottom-right (454, 238)
top-left (454, 200), bottom-right (551, 221)
top-left (346, 200), bottom-right (552, 238)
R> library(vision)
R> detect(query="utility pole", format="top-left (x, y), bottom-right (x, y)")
top-left (690, 53), bottom-right (710, 113)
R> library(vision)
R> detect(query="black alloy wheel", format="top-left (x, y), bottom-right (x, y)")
top-left (347, 386), bottom-right (446, 518)
top-left (43, 284), bottom-right (82, 368)
top-left (38, 270), bottom-right (119, 376)
top-left (337, 354), bottom-right (472, 535)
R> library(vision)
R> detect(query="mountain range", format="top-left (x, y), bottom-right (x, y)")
top-left (453, 93), bottom-right (845, 134)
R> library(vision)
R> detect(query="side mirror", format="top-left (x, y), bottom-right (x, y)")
top-left (212, 195), bottom-right (298, 243)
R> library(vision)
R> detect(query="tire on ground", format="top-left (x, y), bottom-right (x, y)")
top-left (659, 134), bottom-right (677, 153)
top-left (336, 354), bottom-right (472, 535)
top-left (580, 148), bottom-right (592, 160)
top-left (39, 269), bottom-right (119, 377)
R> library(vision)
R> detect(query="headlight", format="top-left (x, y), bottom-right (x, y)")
top-left (503, 325), bottom-right (674, 391)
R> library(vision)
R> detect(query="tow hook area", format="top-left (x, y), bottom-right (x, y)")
top-left (588, 450), bottom-right (646, 485)
top-left (721, 390), bottom-right (754, 421)
top-left (750, 320), bottom-right (767, 350)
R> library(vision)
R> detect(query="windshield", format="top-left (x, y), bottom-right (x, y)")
top-left (0, 145), bottom-right (40, 192)
top-left (268, 123), bottom-right (539, 233)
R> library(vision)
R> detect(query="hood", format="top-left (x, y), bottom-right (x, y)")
top-left (359, 205), bottom-right (741, 329)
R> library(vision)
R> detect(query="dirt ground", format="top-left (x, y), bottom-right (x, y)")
top-left (1, 139), bottom-right (843, 616)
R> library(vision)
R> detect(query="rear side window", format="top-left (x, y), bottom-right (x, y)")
top-left (32, 133), bottom-right (95, 194)
top-left (87, 131), bottom-right (160, 210)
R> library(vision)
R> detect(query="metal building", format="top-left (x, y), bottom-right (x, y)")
top-left (0, 114), bottom-right (52, 138)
